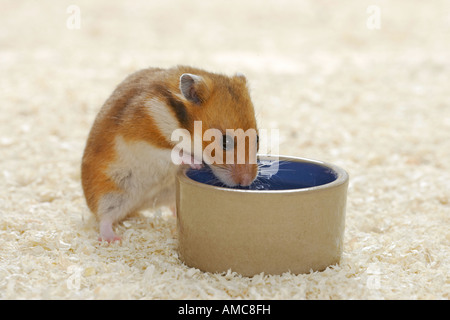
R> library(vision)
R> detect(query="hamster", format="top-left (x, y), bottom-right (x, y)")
top-left (81, 66), bottom-right (259, 242)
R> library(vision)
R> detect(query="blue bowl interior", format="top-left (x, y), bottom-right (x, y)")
top-left (186, 159), bottom-right (338, 191)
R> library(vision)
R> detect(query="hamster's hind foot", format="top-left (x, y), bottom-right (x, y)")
top-left (99, 219), bottom-right (121, 243)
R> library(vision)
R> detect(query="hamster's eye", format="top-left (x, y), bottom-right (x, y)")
top-left (222, 135), bottom-right (234, 151)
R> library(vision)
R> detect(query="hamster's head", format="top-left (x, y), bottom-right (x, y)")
top-left (179, 71), bottom-right (259, 187)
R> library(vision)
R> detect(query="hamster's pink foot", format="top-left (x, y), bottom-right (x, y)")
top-left (189, 163), bottom-right (204, 170)
top-left (180, 152), bottom-right (203, 169)
top-left (99, 220), bottom-right (121, 243)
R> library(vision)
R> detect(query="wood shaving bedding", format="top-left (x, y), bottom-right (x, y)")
top-left (0, 0), bottom-right (448, 299)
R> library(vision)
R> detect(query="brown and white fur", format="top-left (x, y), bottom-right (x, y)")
top-left (81, 66), bottom-right (258, 242)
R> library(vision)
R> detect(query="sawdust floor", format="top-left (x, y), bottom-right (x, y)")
top-left (0, 0), bottom-right (449, 299)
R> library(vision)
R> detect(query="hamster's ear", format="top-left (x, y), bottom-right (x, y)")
top-left (234, 72), bottom-right (247, 83)
top-left (179, 73), bottom-right (210, 105)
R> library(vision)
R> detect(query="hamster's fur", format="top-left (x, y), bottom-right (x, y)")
top-left (81, 66), bottom-right (258, 241)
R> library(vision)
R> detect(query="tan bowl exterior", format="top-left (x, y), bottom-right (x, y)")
top-left (176, 155), bottom-right (349, 277)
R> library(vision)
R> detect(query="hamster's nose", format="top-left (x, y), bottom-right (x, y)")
top-left (238, 173), bottom-right (254, 187)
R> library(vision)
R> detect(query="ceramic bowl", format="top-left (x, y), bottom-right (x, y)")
top-left (176, 155), bottom-right (349, 276)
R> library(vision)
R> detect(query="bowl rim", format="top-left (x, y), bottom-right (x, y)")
top-left (177, 154), bottom-right (349, 194)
